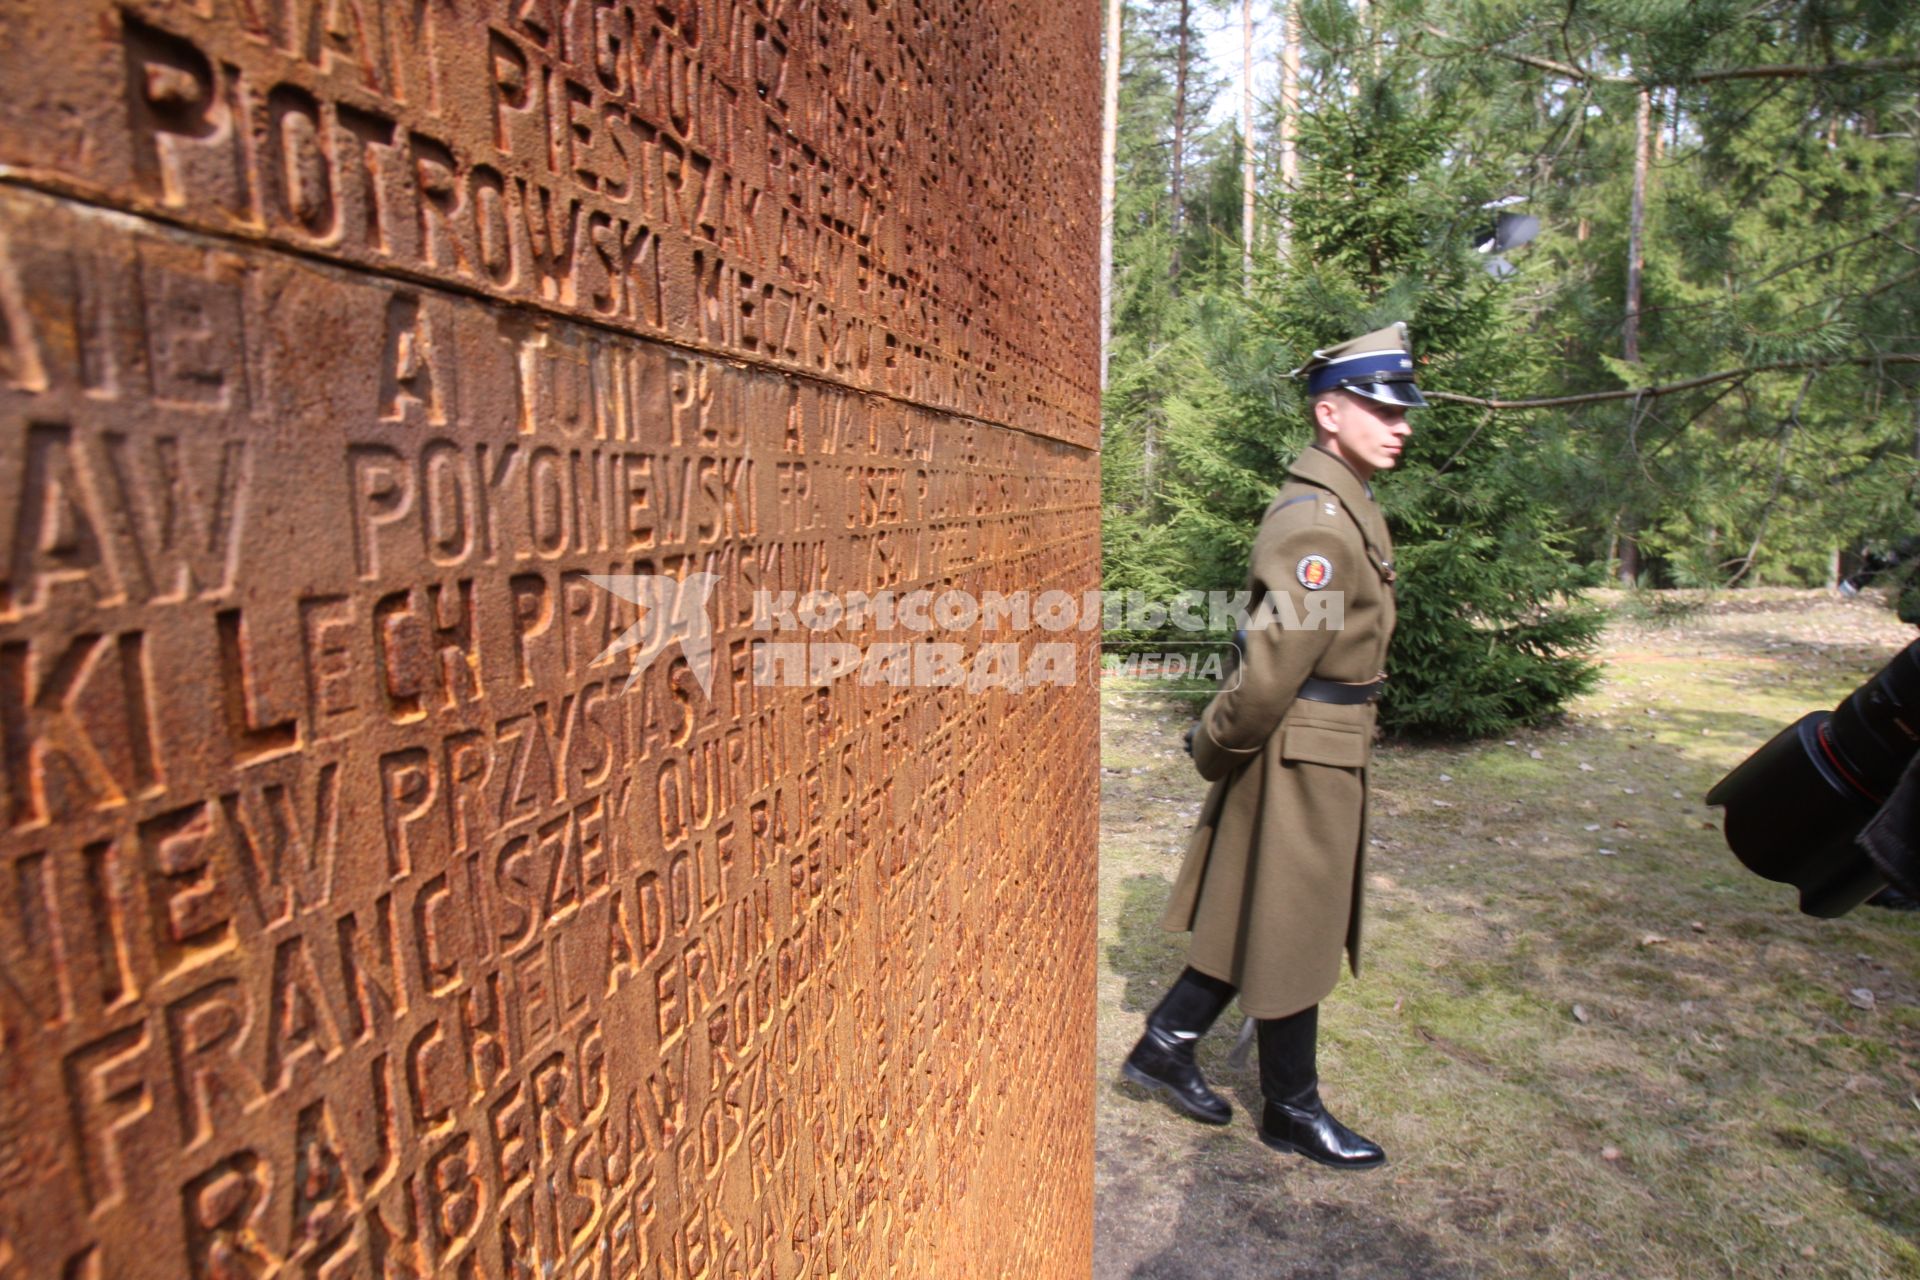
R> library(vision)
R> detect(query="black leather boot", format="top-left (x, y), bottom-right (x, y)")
top-left (1256, 1005), bottom-right (1385, 1169)
top-left (1122, 967), bottom-right (1236, 1125)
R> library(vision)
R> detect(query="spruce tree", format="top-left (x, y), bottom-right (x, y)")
top-left (1100, 0), bottom-right (1920, 729)
top-left (1155, 28), bottom-right (1606, 737)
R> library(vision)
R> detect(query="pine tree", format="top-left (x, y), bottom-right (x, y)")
top-left (1104, 0), bottom-right (1234, 607)
top-left (1420, 0), bottom-right (1920, 587)
top-left (1101, 0), bottom-right (1920, 734)
top-left (1155, 14), bottom-right (1606, 736)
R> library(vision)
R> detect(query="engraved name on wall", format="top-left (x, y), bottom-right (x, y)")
top-left (0, 1), bottom-right (1098, 446)
top-left (0, 1), bottom-right (1099, 1275)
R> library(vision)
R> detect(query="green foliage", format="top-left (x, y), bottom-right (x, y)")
top-left (1104, 0), bottom-right (1243, 627)
top-left (1428, 0), bottom-right (1920, 585)
top-left (1104, 0), bottom-right (1920, 737)
top-left (1195, 52), bottom-right (1603, 735)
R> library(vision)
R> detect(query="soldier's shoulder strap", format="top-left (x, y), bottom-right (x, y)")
top-left (1263, 483), bottom-right (1345, 526)
top-left (1268, 484), bottom-right (1395, 585)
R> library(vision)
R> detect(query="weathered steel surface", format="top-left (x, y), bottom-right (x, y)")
top-left (0, 2), bottom-right (1099, 1276)
top-left (0, 0), bottom-right (1098, 448)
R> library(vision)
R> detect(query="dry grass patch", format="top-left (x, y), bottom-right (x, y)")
top-left (1097, 591), bottom-right (1920, 1280)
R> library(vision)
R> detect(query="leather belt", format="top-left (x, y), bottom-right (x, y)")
top-left (1297, 675), bottom-right (1386, 705)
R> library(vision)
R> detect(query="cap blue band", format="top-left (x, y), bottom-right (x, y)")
top-left (1306, 350), bottom-right (1418, 394)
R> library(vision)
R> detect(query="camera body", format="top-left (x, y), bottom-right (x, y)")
top-left (1708, 639), bottom-right (1920, 916)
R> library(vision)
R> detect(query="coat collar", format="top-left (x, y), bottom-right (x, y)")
top-left (1289, 444), bottom-right (1377, 511)
top-left (1287, 444), bottom-right (1397, 585)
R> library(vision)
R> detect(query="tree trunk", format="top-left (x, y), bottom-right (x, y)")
top-left (1170, 0), bottom-right (1190, 287)
top-left (1144, 396), bottom-right (1158, 502)
top-left (1624, 86), bottom-right (1651, 363)
top-left (1618, 522), bottom-right (1641, 587)
top-left (1277, 2), bottom-right (1299, 256)
top-left (1100, 0), bottom-right (1120, 390)
top-left (1619, 88), bottom-right (1652, 586)
top-left (1241, 0), bottom-right (1255, 294)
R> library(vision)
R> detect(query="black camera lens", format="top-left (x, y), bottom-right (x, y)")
top-left (1707, 639), bottom-right (1920, 916)
top-left (1822, 644), bottom-right (1920, 801)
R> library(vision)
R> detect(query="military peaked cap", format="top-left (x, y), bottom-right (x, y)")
top-left (1291, 322), bottom-right (1428, 409)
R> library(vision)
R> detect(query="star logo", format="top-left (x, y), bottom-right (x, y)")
top-left (586, 574), bottom-right (723, 696)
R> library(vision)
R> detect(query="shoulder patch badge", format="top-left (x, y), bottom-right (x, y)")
top-left (1296, 554), bottom-right (1334, 590)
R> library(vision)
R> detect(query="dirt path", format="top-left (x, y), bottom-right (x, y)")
top-left (1096, 591), bottom-right (1920, 1279)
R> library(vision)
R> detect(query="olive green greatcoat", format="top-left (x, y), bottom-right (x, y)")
top-left (1159, 446), bottom-right (1398, 1018)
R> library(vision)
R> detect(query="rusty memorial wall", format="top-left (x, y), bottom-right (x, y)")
top-left (0, 2), bottom-right (1099, 1275)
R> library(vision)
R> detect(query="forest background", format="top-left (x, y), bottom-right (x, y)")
top-left (1100, 0), bottom-right (1920, 736)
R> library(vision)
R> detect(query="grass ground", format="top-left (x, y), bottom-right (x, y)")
top-left (1095, 590), bottom-right (1920, 1279)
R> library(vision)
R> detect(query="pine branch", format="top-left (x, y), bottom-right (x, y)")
top-left (1622, 199), bottom-right (1920, 328)
top-left (1419, 26), bottom-right (1920, 87)
top-left (1419, 27), bottom-right (1622, 83)
top-left (1689, 57), bottom-right (1920, 83)
top-left (1426, 353), bottom-right (1920, 411)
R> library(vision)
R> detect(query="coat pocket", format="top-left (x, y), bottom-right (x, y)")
top-left (1280, 721), bottom-right (1369, 768)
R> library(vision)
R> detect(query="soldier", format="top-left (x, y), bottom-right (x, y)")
top-left (1122, 323), bottom-right (1422, 1169)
